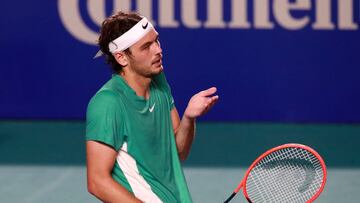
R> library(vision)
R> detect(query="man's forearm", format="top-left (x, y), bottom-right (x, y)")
top-left (88, 175), bottom-right (142, 203)
top-left (175, 115), bottom-right (196, 161)
top-left (172, 87), bottom-right (218, 161)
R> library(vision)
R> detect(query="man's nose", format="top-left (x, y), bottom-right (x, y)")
top-left (152, 42), bottom-right (162, 54)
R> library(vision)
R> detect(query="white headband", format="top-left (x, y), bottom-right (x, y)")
top-left (94, 17), bottom-right (154, 58)
top-left (109, 17), bottom-right (153, 53)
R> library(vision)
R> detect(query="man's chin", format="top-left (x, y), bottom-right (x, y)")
top-left (154, 65), bottom-right (164, 73)
top-left (149, 65), bottom-right (163, 78)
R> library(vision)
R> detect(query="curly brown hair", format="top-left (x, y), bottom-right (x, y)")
top-left (98, 11), bottom-right (142, 73)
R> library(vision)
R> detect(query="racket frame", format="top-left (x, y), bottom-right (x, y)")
top-left (230, 143), bottom-right (327, 203)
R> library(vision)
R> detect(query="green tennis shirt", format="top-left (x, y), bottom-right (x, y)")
top-left (86, 72), bottom-right (192, 203)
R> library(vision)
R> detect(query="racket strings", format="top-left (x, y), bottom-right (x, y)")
top-left (254, 149), bottom-right (322, 202)
top-left (246, 147), bottom-right (324, 203)
top-left (263, 149), bottom-right (321, 202)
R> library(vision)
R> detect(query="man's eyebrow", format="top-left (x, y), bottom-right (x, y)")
top-left (140, 41), bottom-right (152, 49)
top-left (140, 35), bottom-right (159, 49)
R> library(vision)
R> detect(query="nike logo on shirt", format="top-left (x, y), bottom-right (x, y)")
top-left (149, 103), bottom-right (155, 112)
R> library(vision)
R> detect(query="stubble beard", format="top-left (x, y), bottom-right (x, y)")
top-left (131, 63), bottom-right (163, 79)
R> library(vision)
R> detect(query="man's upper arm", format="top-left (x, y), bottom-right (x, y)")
top-left (86, 140), bottom-right (118, 178)
top-left (86, 141), bottom-right (143, 203)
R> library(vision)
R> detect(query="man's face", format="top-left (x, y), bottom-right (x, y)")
top-left (126, 29), bottom-right (163, 78)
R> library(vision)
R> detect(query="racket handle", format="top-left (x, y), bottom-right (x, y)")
top-left (224, 192), bottom-right (236, 203)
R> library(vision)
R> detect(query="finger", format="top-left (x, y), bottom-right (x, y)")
top-left (211, 95), bottom-right (219, 101)
top-left (204, 95), bottom-right (218, 106)
top-left (207, 95), bottom-right (219, 105)
top-left (203, 97), bottom-right (217, 110)
top-left (208, 98), bottom-right (218, 109)
top-left (198, 87), bottom-right (217, 97)
top-left (207, 95), bottom-right (219, 108)
top-left (204, 99), bottom-right (212, 108)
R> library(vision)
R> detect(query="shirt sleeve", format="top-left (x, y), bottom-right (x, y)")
top-left (154, 72), bottom-right (175, 110)
top-left (86, 90), bottom-right (124, 151)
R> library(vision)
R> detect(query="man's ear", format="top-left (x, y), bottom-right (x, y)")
top-left (114, 52), bottom-right (128, 67)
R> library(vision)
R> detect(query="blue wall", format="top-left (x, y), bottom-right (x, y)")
top-left (1, 0), bottom-right (359, 122)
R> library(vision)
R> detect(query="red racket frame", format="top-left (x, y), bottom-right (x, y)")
top-left (230, 143), bottom-right (327, 203)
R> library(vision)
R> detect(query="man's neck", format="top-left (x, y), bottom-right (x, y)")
top-left (120, 71), bottom-right (151, 99)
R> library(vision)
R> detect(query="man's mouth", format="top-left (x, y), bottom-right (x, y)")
top-left (152, 58), bottom-right (162, 65)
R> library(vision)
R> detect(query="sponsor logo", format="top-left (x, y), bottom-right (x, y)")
top-left (58, 0), bottom-right (359, 45)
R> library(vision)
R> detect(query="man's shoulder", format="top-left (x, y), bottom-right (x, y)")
top-left (90, 76), bottom-right (124, 103)
top-left (88, 89), bottom-right (119, 108)
top-left (89, 76), bottom-right (125, 104)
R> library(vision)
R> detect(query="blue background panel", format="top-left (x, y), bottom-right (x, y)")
top-left (0, 0), bottom-right (359, 122)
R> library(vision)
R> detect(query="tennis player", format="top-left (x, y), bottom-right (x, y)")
top-left (86, 12), bottom-right (218, 203)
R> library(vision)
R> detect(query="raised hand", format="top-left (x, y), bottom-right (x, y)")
top-left (184, 87), bottom-right (219, 119)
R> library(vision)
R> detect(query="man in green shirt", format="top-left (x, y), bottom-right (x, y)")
top-left (86, 11), bottom-right (218, 203)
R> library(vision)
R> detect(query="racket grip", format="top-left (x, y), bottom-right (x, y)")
top-left (224, 192), bottom-right (236, 203)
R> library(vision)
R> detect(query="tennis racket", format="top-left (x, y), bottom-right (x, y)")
top-left (224, 143), bottom-right (327, 203)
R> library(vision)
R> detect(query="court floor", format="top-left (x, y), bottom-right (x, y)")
top-left (1, 121), bottom-right (359, 202)
top-left (0, 166), bottom-right (359, 202)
